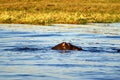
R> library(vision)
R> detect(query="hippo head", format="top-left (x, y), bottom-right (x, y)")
top-left (52, 42), bottom-right (82, 51)
top-left (60, 42), bottom-right (70, 50)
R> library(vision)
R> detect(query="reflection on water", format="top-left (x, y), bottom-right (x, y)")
top-left (0, 23), bottom-right (120, 80)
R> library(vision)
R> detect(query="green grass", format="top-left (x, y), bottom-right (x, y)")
top-left (0, 0), bottom-right (120, 25)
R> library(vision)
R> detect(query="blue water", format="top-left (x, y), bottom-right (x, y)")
top-left (0, 23), bottom-right (120, 80)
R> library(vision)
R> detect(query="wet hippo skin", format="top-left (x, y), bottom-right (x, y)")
top-left (52, 42), bottom-right (82, 50)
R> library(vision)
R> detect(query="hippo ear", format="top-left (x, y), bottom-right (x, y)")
top-left (67, 43), bottom-right (71, 46)
top-left (61, 42), bottom-right (65, 46)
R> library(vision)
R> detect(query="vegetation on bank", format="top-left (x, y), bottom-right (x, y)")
top-left (0, 0), bottom-right (120, 25)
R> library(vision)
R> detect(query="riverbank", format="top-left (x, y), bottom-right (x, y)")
top-left (0, 0), bottom-right (120, 25)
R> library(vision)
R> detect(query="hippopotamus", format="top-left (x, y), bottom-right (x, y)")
top-left (52, 42), bottom-right (82, 51)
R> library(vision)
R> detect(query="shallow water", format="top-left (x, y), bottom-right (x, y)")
top-left (0, 23), bottom-right (120, 80)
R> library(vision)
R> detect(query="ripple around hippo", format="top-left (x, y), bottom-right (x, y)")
top-left (3, 44), bottom-right (120, 53)
top-left (4, 47), bottom-right (41, 52)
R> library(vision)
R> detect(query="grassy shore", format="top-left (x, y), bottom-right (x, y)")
top-left (0, 0), bottom-right (120, 25)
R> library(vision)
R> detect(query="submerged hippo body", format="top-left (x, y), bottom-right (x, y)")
top-left (52, 42), bottom-right (82, 51)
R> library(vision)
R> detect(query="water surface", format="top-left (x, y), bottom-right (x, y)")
top-left (0, 23), bottom-right (120, 80)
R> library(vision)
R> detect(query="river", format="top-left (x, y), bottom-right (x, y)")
top-left (0, 23), bottom-right (120, 80)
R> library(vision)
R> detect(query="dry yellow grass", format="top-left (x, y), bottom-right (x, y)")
top-left (0, 0), bottom-right (120, 25)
